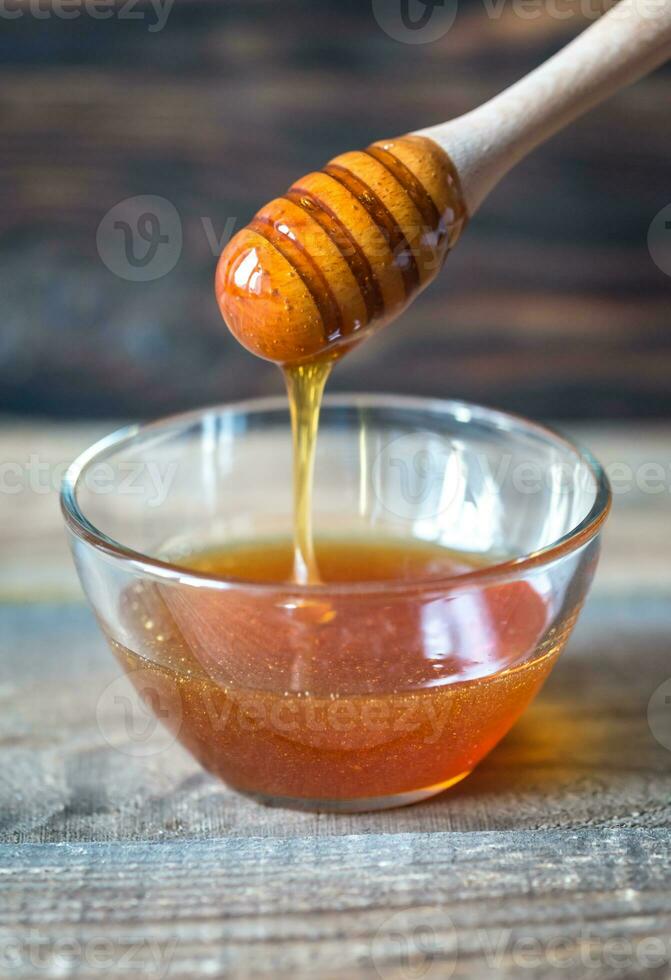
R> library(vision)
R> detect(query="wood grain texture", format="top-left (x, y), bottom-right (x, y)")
top-left (2, 420), bottom-right (671, 978)
top-left (2, 830), bottom-right (671, 978)
top-left (0, 423), bottom-right (671, 980)
top-left (2, 592), bottom-right (671, 845)
top-left (2, 594), bottom-right (671, 974)
top-left (0, 0), bottom-right (669, 417)
top-left (2, 420), bottom-right (670, 601)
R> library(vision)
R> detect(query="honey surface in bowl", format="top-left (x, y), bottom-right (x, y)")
top-left (108, 536), bottom-right (570, 806)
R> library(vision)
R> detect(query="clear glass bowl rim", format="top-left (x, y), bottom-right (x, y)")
top-left (60, 393), bottom-right (612, 595)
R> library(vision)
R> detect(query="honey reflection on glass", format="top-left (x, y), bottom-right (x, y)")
top-left (105, 536), bottom-right (585, 808)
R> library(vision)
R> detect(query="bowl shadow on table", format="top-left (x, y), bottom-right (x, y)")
top-left (420, 635), bottom-right (669, 829)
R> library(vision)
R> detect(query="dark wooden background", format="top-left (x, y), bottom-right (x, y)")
top-left (1, 0), bottom-right (670, 421)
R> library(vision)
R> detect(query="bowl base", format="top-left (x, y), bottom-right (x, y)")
top-left (241, 771), bottom-right (472, 813)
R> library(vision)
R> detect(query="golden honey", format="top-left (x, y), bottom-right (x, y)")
top-left (201, 133), bottom-right (558, 808)
top-left (108, 537), bottom-right (566, 808)
top-left (283, 360), bottom-right (332, 583)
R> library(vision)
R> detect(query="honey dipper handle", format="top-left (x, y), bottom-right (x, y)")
top-left (417, 0), bottom-right (671, 212)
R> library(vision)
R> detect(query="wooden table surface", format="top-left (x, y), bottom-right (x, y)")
top-left (2, 420), bottom-right (671, 979)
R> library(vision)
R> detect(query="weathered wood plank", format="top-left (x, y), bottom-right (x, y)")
top-left (1, 422), bottom-right (670, 600)
top-left (1, 830), bottom-right (670, 978)
top-left (3, 419), bottom-right (671, 979)
top-left (2, 592), bottom-right (670, 845)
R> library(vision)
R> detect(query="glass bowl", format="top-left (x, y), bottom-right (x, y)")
top-left (61, 395), bottom-right (611, 812)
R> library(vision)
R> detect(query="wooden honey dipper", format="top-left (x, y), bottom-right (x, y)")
top-left (216, 0), bottom-right (671, 365)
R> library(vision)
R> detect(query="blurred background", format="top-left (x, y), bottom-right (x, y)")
top-left (1, 0), bottom-right (670, 422)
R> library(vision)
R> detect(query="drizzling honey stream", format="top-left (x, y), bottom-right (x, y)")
top-left (216, 135), bottom-right (467, 580)
top-left (85, 0), bottom-right (659, 809)
top-left (283, 361), bottom-right (332, 583)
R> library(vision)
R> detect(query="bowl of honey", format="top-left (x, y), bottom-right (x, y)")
top-left (62, 395), bottom-right (610, 811)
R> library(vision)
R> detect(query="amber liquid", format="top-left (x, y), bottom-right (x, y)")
top-left (283, 360), bottom-right (333, 585)
top-left (283, 361), bottom-right (332, 584)
top-left (110, 536), bottom-right (566, 808)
